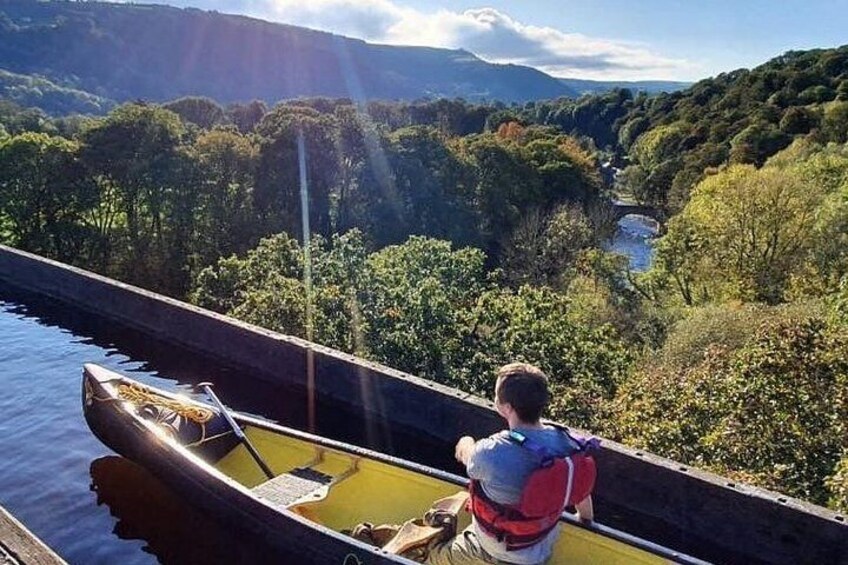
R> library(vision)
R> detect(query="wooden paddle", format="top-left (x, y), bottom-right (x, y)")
top-left (197, 382), bottom-right (274, 480)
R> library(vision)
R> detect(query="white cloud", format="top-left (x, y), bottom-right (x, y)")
top-left (261, 0), bottom-right (405, 41)
top-left (197, 0), bottom-right (695, 80)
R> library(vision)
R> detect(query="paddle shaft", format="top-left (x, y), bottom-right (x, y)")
top-left (200, 384), bottom-right (275, 480)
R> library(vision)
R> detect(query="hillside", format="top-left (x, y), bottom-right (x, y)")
top-left (514, 46), bottom-right (848, 213)
top-left (1, 32), bottom-right (847, 526)
top-left (616, 46), bottom-right (848, 210)
top-left (0, 68), bottom-right (115, 115)
top-left (560, 78), bottom-right (691, 95)
top-left (0, 0), bottom-right (578, 104)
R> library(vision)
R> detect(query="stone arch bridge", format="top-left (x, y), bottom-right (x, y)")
top-left (611, 202), bottom-right (666, 225)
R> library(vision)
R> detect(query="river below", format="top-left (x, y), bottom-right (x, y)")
top-left (608, 214), bottom-right (659, 272)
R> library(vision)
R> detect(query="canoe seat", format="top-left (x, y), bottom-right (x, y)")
top-left (252, 467), bottom-right (334, 509)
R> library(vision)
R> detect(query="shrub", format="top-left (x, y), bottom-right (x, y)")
top-left (609, 316), bottom-right (848, 507)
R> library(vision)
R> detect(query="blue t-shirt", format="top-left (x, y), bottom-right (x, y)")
top-left (467, 425), bottom-right (579, 564)
top-left (468, 425), bottom-right (578, 504)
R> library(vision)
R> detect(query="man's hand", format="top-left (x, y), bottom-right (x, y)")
top-left (576, 496), bottom-right (594, 524)
top-left (455, 436), bottom-right (475, 466)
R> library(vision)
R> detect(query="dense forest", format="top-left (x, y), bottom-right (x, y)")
top-left (1, 44), bottom-right (847, 512)
top-left (519, 46), bottom-right (848, 214)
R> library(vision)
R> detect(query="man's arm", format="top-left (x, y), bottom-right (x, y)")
top-left (455, 436), bottom-right (475, 467)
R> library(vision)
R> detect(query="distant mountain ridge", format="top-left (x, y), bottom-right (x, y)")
top-left (0, 0), bottom-right (581, 105)
top-left (559, 78), bottom-right (691, 95)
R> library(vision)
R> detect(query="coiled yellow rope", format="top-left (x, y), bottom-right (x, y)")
top-left (117, 382), bottom-right (214, 424)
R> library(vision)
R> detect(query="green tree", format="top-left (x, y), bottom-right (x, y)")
top-left (464, 285), bottom-right (632, 429)
top-left (458, 134), bottom-right (541, 257)
top-left (607, 345), bottom-right (736, 464)
top-left (501, 205), bottom-right (595, 289)
top-left (524, 135), bottom-right (600, 206)
top-left (702, 320), bottom-right (847, 504)
top-left (649, 213), bottom-right (703, 305)
top-left (162, 97), bottom-right (227, 130)
top-left (798, 85), bottom-right (836, 104)
top-left (361, 236), bottom-right (490, 381)
top-left (383, 126), bottom-right (477, 246)
top-left (608, 309), bottom-right (846, 508)
top-left (617, 115), bottom-right (649, 150)
top-left (631, 122), bottom-right (691, 169)
top-left (80, 103), bottom-right (189, 292)
top-left (332, 106), bottom-right (387, 236)
top-left (190, 128), bottom-right (259, 265)
top-left (254, 105), bottom-right (339, 238)
top-left (827, 454), bottom-right (848, 511)
top-left (821, 101), bottom-right (848, 143)
top-left (191, 232), bottom-right (303, 314)
top-left (0, 132), bottom-right (95, 261)
top-left (655, 164), bottom-right (827, 303)
top-left (786, 145), bottom-right (848, 297)
top-left (729, 121), bottom-right (791, 166)
top-left (624, 122), bottom-right (691, 208)
top-left (779, 106), bottom-right (816, 135)
top-left (226, 100), bottom-right (268, 133)
top-left (332, 105), bottom-right (395, 240)
top-left (0, 100), bottom-right (57, 136)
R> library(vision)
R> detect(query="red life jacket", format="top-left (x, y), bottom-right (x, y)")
top-left (468, 428), bottom-right (598, 551)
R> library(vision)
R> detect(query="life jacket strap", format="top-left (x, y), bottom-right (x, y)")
top-left (507, 430), bottom-right (557, 465)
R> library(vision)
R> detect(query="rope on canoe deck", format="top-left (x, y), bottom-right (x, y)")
top-left (116, 383), bottom-right (214, 424)
top-left (86, 378), bottom-right (229, 447)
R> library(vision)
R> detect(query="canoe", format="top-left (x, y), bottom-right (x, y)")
top-left (82, 364), bottom-right (706, 565)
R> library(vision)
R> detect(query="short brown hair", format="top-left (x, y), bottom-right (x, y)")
top-left (495, 363), bottom-right (549, 423)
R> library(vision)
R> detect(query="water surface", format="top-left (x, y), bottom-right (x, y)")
top-left (608, 214), bottom-right (659, 272)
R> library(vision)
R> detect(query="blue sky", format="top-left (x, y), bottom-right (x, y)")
top-left (143, 0), bottom-right (848, 81)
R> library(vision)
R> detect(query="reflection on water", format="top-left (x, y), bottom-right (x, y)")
top-left (89, 456), bottom-right (281, 564)
top-left (607, 214), bottom-right (659, 272)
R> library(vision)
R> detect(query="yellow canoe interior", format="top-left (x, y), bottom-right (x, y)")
top-left (211, 425), bottom-right (672, 564)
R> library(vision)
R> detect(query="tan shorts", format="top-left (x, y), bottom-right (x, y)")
top-left (427, 526), bottom-right (548, 565)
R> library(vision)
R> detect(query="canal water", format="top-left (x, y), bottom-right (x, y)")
top-left (0, 283), bottom-right (451, 564)
top-left (0, 283), bottom-right (284, 564)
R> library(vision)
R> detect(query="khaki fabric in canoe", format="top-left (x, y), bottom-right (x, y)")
top-left (347, 491), bottom-right (469, 562)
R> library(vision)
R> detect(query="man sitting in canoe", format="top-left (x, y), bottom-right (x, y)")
top-left (428, 362), bottom-right (596, 565)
